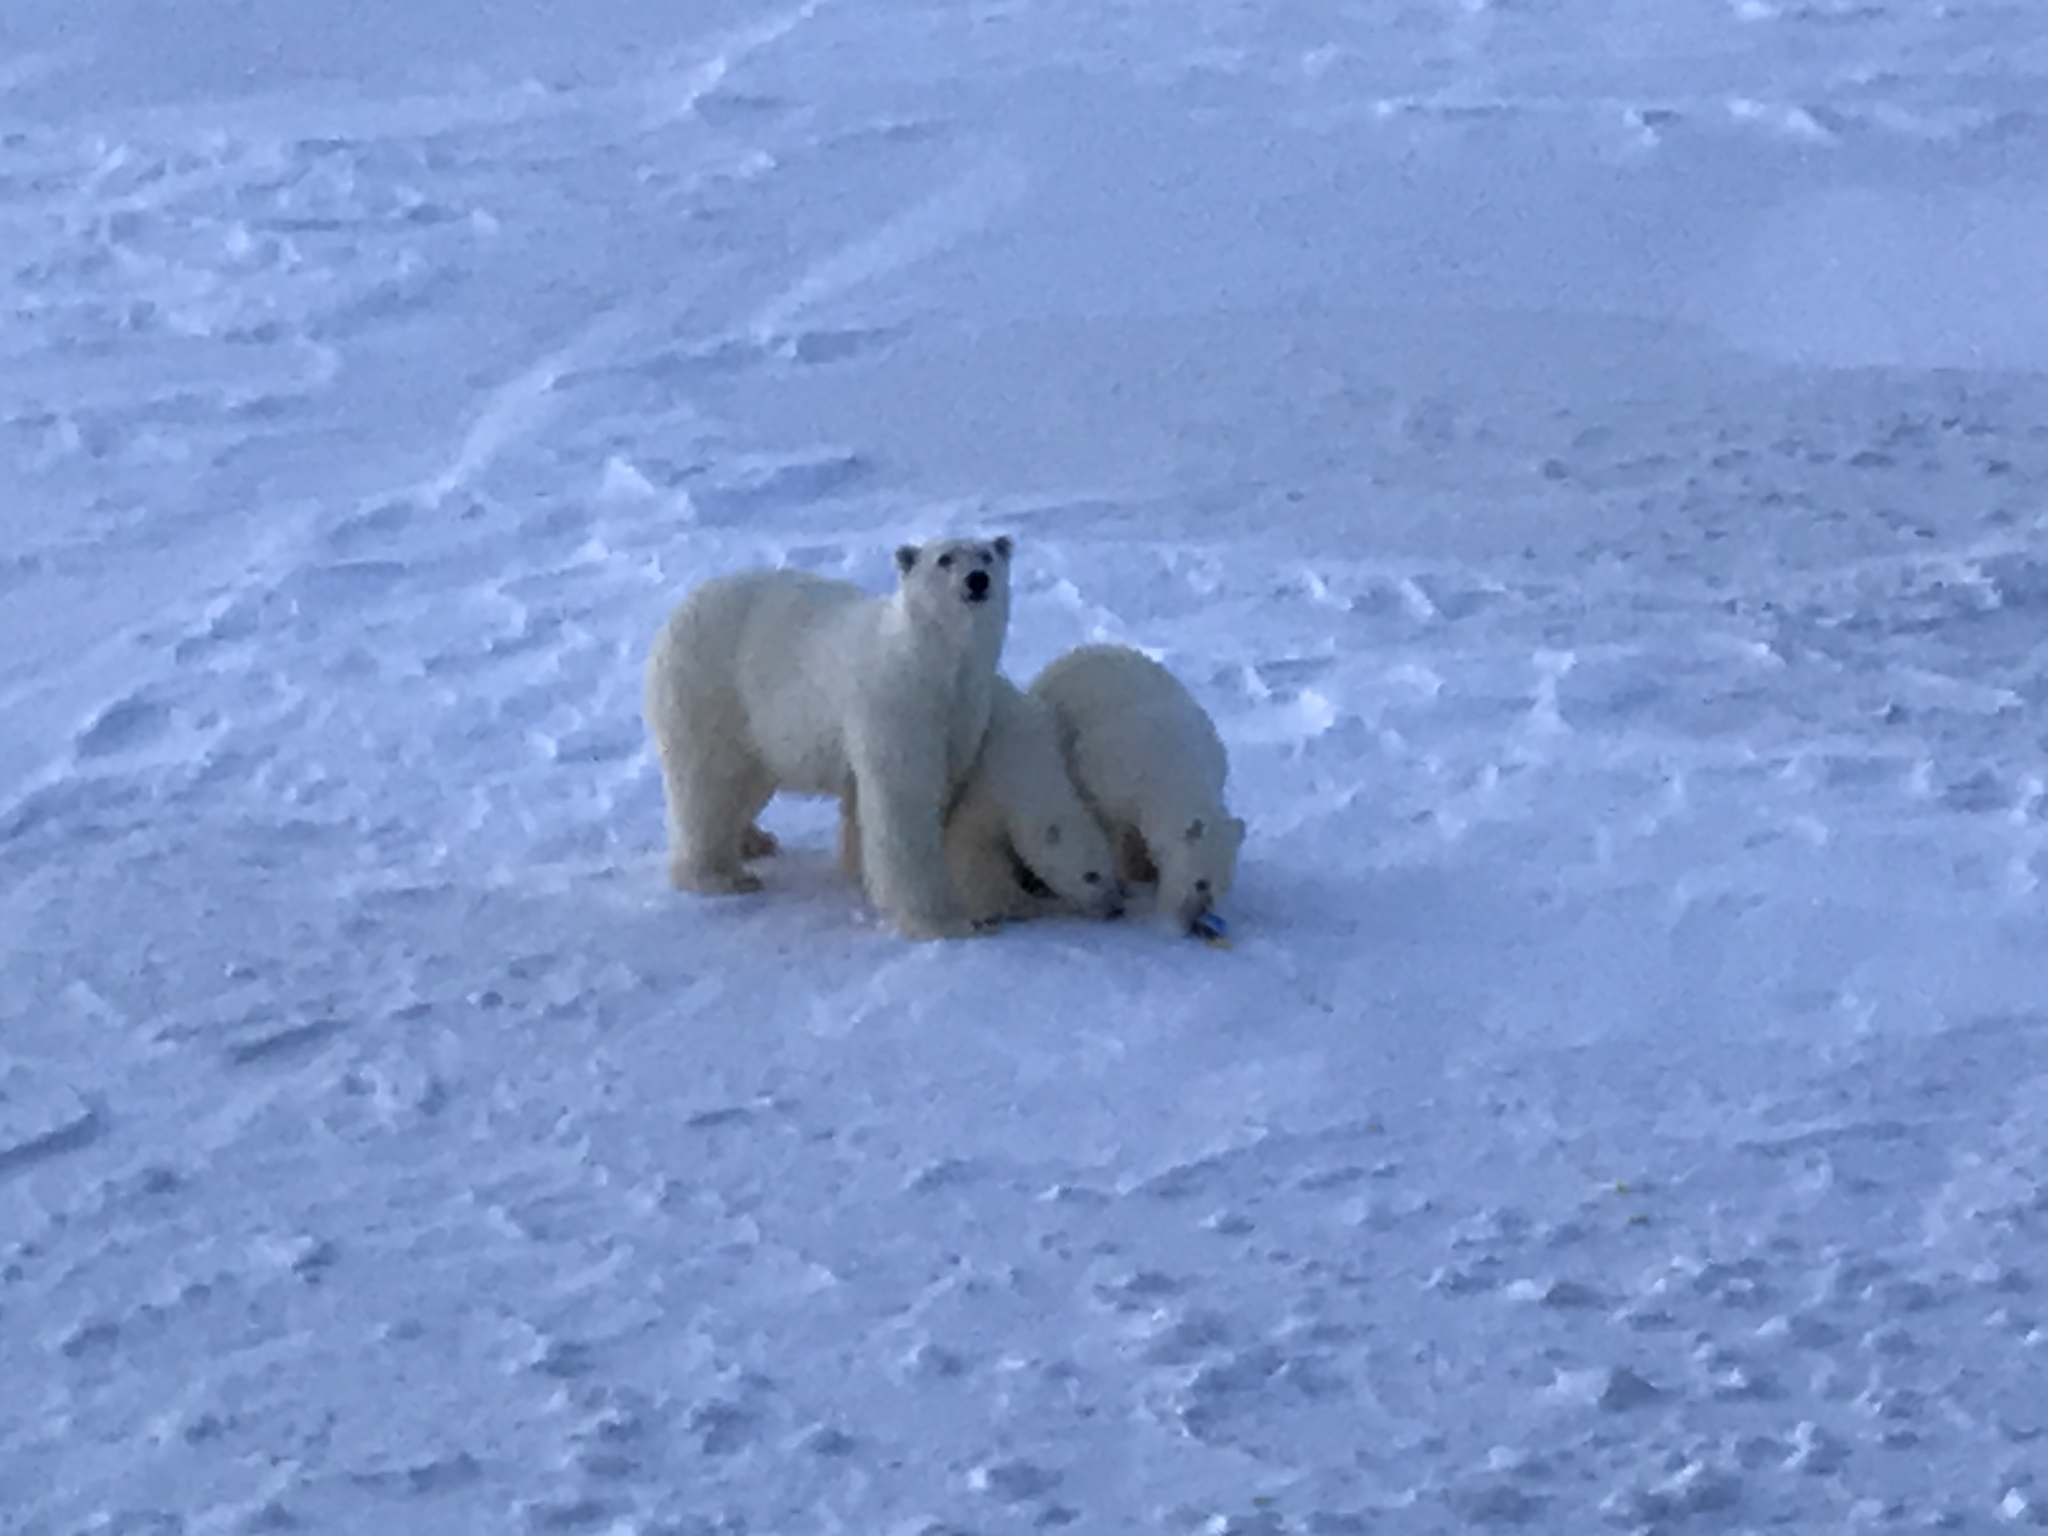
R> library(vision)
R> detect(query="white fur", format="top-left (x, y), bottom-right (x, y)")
top-left (1028, 643), bottom-right (1245, 934)
top-left (844, 678), bottom-right (1123, 924)
top-left (644, 537), bottom-right (1012, 940)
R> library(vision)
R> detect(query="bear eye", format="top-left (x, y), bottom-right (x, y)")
top-left (1195, 878), bottom-right (1212, 893)
top-left (1044, 823), bottom-right (1062, 846)
top-left (937, 552), bottom-right (955, 569)
top-left (1083, 871), bottom-right (1100, 885)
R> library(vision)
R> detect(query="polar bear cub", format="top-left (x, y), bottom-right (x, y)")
top-left (948, 679), bottom-right (1126, 923)
top-left (842, 676), bottom-right (1124, 924)
top-left (1028, 643), bottom-right (1245, 934)
top-left (644, 536), bottom-right (1012, 941)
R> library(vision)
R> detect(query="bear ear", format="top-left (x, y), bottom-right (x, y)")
top-left (1185, 817), bottom-right (1206, 843)
top-left (992, 535), bottom-right (1013, 560)
top-left (895, 544), bottom-right (920, 575)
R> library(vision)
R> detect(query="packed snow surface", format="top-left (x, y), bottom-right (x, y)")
top-left (5, 1), bottom-right (2048, 1530)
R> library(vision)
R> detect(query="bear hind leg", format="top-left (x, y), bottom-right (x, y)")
top-left (664, 756), bottom-right (774, 896)
top-left (836, 780), bottom-right (864, 884)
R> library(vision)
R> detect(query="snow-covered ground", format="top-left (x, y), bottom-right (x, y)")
top-left (6, 1), bottom-right (2048, 1530)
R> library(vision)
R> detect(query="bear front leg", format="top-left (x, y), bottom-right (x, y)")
top-left (1115, 824), bottom-right (1158, 885)
top-left (836, 780), bottom-right (865, 885)
top-left (851, 749), bottom-right (980, 941)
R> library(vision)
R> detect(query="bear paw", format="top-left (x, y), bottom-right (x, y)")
top-left (893, 909), bottom-right (995, 942)
top-left (671, 860), bottom-right (765, 896)
top-left (740, 824), bottom-right (781, 860)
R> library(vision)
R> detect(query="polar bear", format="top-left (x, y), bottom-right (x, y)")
top-left (1028, 643), bottom-right (1245, 935)
top-left (839, 676), bottom-right (1124, 924)
top-left (643, 536), bottom-right (1012, 940)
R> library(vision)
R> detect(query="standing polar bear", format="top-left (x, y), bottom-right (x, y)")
top-left (840, 677), bottom-right (1125, 925)
top-left (643, 536), bottom-right (1012, 941)
top-left (1029, 643), bottom-right (1245, 935)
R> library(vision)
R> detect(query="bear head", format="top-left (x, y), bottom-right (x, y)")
top-left (1011, 805), bottom-right (1123, 920)
top-left (1156, 814), bottom-right (1246, 935)
top-left (893, 536), bottom-right (1013, 636)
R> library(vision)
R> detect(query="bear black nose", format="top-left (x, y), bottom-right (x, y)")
top-left (965, 569), bottom-right (990, 598)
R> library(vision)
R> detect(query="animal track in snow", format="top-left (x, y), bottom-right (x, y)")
top-left (72, 691), bottom-right (173, 760)
top-left (0, 1071), bottom-right (103, 1178)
